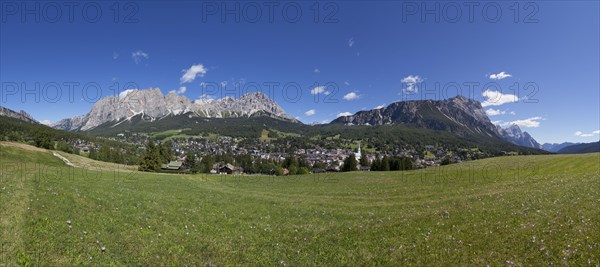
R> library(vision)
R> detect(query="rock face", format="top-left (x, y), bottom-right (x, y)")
top-left (497, 124), bottom-right (542, 149)
top-left (52, 89), bottom-right (298, 131)
top-left (0, 106), bottom-right (38, 124)
top-left (330, 96), bottom-right (499, 137)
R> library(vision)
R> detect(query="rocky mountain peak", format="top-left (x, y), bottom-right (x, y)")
top-left (52, 88), bottom-right (297, 131)
top-left (496, 123), bottom-right (542, 149)
top-left (0, 106), bottom-right (38, 124)
top-left (331, 96), bottom-right (498, 137)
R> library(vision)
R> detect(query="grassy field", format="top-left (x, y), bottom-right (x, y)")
top-left (0, 142), bottom-right (598, 266)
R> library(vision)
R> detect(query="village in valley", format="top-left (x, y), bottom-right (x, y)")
top-left (62, 130), bottom-right (482, 175)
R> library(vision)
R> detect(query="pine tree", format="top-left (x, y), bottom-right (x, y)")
top-left (370, 156), bottom-right (381, 171)
top-left (159, 141), bottom-right (174, 164)
top-left (139, 140), bottom-right (161, 172)
top-left (342, 154), bottom-right (358, 172)
top-left (200, 154), bottom-right (215, 174)
top-left (381, 156), bottom-right (390, 171)
top-left (184, 150), bottom-right (197, 173)
top-left (359, 153), bottom-right (369, 167)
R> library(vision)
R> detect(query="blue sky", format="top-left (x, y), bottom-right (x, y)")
top-left (1, 1), bottom-right (598, 144)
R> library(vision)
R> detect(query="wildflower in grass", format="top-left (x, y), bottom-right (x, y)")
top-left (101, 245), bottom-right (106, 252)
top-left (67, 220), bottom-right (72, 225)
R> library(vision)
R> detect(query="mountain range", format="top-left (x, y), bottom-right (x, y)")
top-left (0, 106), bottom-right (38, 124)
top-left (541, 142), bottom-right (581, 152)
top-left (556, 141), bottom-right (600, 154)
top-left (330, 96), bottom-right (542, 149)
top-left (496, 124), bottom-right (542, 149)
top-left (1, 88), bottom-right (549, 153)
top-left (52, 89), bottom-right (297, 131)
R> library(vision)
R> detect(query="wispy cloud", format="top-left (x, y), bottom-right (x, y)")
top-left (131, 50), bottom-right (149, 64)
top-left (401, 75), bottom-right (423, 93)
top-left (112, 52), bottom-right (119, 60)
top-left (169, 86), bottom-right (187, 95)
top-left (343, 92), bottom-right (360, 101)
top-left (510, 116), bottom-right (544, 128)
top-left (348, 38), bottom-right (355, 47)
top-left (374, 104), bottom-right (386, 109)
top-left (344, 81), bottom-right (351, 86)
top-left (489, 71), bottom-right (512, 80)
top-left (40, 120), bottom-right (53, 126)
top-left (180, 64), bottom-right (207, 84)
top-left (304, 109), bottom-right (316, 116)
top-left (314, 68), bottom-right (320, 73)
top-left (481, 89), bottom-right (519, 107)
top-left (575, 130), bottom-right (600, 137)
top-left (485, 108), bottom-right (506, 116)
top-left (337, 112), bottom-right (353, 117)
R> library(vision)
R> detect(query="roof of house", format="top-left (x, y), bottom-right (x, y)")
top-left (161, 161), bottom-right (183, 170)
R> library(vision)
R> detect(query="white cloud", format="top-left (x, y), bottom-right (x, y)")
top-left (510, 111), bottom-right (516, 115)
top-left (374, 104), bottom-right (385, 109)
top-left (337, 112), bottom-right (353, 117)
top-left (112, 52), bottom-right (119, 60)
top-left (481, 89), bottom-right (519, 107)
top-left (489, 71), bottom-right (512, 80)
top-left (343, 92), bottom-right (359, 101)
top-left (575, 130), bottom-right (600, 137)
top-left (169, 86), bottom-right (187, 95)
top-left (348, 38), bottom-right (354, 47)
top-left (485, 108), bottom-right (506, 116)
top-left (304, 109), bottom-right (316, 116)
top-left (180, 64), bottom-right (208, 84)
top-left (509, 117), bottom-right (543, 128)
top-left (401, 75), bottom-right (423, 93)
top-left (311, 86), bottom-right (328, 95)
top-left (40, 120), bottom-right (53, 126)
top-left (131, 50), bottom-right (149, 64)
top-left (344, 81), bottom-right (351, 86)
top-left (314, 68), bottom-right (320, 73)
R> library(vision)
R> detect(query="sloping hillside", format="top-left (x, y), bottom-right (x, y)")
top-left (1, 142), bottom-right (598, 266)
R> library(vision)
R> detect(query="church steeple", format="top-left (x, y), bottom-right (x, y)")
top-left (356, 143), bottom-right (362, 159)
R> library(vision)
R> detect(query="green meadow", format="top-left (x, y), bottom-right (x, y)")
top-left (0, 142), bottom-right (598, 266)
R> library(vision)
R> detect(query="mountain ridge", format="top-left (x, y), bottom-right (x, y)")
top-left (0, 106), bottom-right (38, 124)
top-left (496, 124), bottom-right (542, 149)
top-left (330, 96), bottom-right (498, 137)
top-left (541, 142), bottom-right (581, 152)
top-left (52, 89), bottom-right (298, 131)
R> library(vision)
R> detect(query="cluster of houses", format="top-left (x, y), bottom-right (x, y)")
top-left (64, 133), bottom-right (471, 174)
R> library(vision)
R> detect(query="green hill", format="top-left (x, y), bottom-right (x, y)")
top-left (557, 141), bottom-right (600, 154)
top-left (1, 142), bottom-right (598, 266)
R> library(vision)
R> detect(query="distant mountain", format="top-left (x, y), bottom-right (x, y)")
top-left (330, 96), bottom-right (499, 137)
top-left (496, 124), bottom-right (542, 149)
top-left (0, 106), bottom-right (38, 124)
top-left (557, 141), bottom-right (600, 154)
top-left (52, 89), bottom-right (298, 131)
top-left (542, 142), bottom-right (581, 152)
